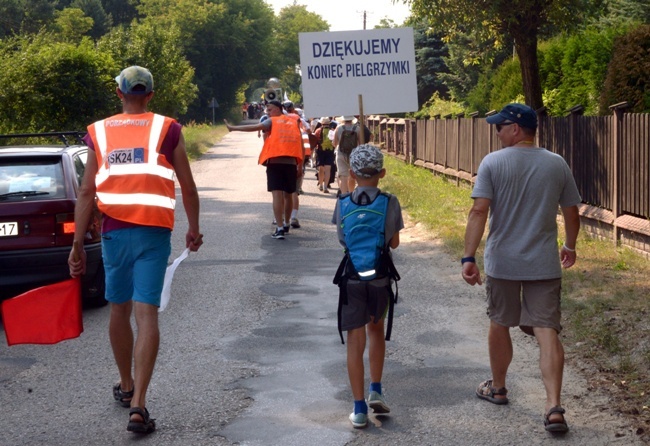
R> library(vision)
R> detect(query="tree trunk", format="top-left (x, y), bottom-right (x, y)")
top-left (513, 30), bottom-right (544, 111)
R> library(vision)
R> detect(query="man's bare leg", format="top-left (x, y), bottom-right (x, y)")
top-left (109, 301), bottom-right (134, 394)
top-left (129, 302), bottom-right (160, 416)
top-left (534, 326), bottom-right (565, 420)
top-left (488, 321), bottom-right (512, 398)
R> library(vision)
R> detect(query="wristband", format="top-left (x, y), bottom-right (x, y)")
top-left (461, 256), bottom-right (476, 265)
top-left (563, 244), bottom-right (575, 252)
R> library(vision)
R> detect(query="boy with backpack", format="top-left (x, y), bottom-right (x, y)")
top-left (332, 144), bottom-right (404, 428)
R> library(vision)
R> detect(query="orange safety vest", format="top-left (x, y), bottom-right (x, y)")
top-left (87, 112), bottom-right (177, 229)
top-left (288, 113), bottom-right (312, 157)
top-left (259, 115), bottom-right (304, 165)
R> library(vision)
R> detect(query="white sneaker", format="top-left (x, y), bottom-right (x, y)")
top-left (349, 411), bottom-right (368, 428)
top-left (367, 391), bottom-right (390, 414)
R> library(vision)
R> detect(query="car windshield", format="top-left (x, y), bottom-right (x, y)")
top-left (0, 158), bottom-right (65, 201)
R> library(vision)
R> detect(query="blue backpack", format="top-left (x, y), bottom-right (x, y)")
top-left (340, 192), bottom-right (389, 280)
top-left (333, 191), bottom-right (400, 344)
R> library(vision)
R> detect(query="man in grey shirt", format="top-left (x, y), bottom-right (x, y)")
top-left (462, 103), bottom-right (581, 434)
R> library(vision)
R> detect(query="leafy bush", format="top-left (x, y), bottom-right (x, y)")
top-left (409, 92), bottom-right (465, 119)
top-left (97, 22), bottom-right (198, 118)
top-left (464, 72), bottom-right (492, 115)
top-left (538, 26), bottom-right (627, 115)
top-left (487, 58), bottom-right (524, 111)
top-left (599, 24), bottom-right (650, 113)
top-left (0, 33), bottom-right (116, 134)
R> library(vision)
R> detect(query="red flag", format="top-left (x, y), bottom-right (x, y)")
top-left (1, 278), bottom-right (83, 346)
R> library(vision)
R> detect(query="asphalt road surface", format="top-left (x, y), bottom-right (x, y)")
top-left (0, 130), bottom-right (642, 445)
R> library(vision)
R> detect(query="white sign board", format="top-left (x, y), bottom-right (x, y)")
top-left (298, 28), bottom-right (418, 118)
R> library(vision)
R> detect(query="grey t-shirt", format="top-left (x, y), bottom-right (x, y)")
top-left (332, 186), bottom-right (404, 249)
top-left (472, 147), bottom-right (581, 280)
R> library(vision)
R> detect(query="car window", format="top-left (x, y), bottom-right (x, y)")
top-left (73, 151), bottom-right (87, 186)
top-left (0, 157), bottom-right (65, 201)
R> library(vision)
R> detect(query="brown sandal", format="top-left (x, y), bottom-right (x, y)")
top-left (544, 406), bottom-right (569, 433)
top-left (476, 379), bottom-right (509, 405)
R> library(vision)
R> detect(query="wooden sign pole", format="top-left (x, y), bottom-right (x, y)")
top-left (358, 94), bottom-right (365, 144)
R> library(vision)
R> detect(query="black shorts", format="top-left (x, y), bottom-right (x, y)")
top-left (341, 277), bottom-right (391, 331)
top-left (316, 149), bottom-right (335, 167)
top-left (266, 163), bottom-right (297, 193)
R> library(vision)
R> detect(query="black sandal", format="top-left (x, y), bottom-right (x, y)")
top-left (113, 383), bottom-right (134, 408)
top-left (127, 407), bottom-right (156, 434)
top-left (544, 406), bottom-right (569, 433)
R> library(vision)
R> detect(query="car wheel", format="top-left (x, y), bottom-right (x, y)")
top-left (82, 260), bottom-right (107, 308)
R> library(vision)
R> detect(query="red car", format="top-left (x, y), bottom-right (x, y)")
top-left (0, 132), bottom-right (106, 307)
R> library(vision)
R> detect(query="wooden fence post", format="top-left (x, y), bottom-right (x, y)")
top-left (455, 113), bottom-right (464, 186)
top-left (443, 113), bottom-right (452, 170)
top-left (536, 106), bottom-right (548, 148)
top-left (568, 105), bottom-right (584, 171)
top-left (432, 115), bottom-right (440, 167)
top-left (609, 101), bottom-right (631, 246)
top-left (485, 110), bottom-right (497, 154)
top-left (469, 111), bottom-right (479, 179)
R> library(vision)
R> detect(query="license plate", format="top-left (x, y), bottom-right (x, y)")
top-left (0, 222), bottom-right (18, 237)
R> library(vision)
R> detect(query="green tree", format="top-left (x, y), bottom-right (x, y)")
top-left (274, 3), bottom-right (329, 101)
top-left (276, 4), bottom-right (328, 68)
top-left (51, 8), bottom-right (94, 43)
top-left (0, 33), bottom-right (116, 133)
top-left (487, 57), bottom-right (524, 110)
top-left (375, 18), bottom-right (398, 28)
top-left (539, 26), bottom-right (626, 115)
top-left (97, 20), bottom-right (198, 117)
top-left (19, 0), bottom-right (56, 34)
top-left (0, 0), bottom-right (23, 38)
top-left (404, 0), bottom-right (601, 110)
top-left (101, 0), bottom-right (139, 26)
top-left (594, 0), bottom-right (650, 27)
top-left (411, 19), bottom-right (449, 106)
top-left (600, 24), bottom-right (650, 113)
top-left (71, 0), bottom-right (112, 39)
top-left (137, 0), bottom-right (276, 121)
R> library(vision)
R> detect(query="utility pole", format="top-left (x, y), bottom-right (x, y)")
top-left (356, 10), bottom-right (371, 30)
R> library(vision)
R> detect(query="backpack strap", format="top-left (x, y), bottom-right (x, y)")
top-left (333, 253), bottom-right (349, 344)
top-left (380, 248), bottom-right (400, 341)
top-left (385, 280), bottom-right (396, 341)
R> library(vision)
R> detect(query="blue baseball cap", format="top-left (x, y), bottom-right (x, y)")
top-left (486, 103), bottom-right (537, 129)
top-left (115, 66), bottom-right (154, 95)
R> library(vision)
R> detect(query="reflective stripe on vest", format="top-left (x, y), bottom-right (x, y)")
top-left (90, 113), bottom-right (176, 229)
top-left (302, 132), bottom-right (311, 155)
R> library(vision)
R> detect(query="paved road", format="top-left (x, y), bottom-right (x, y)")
top-left (0, 130), bottom-right (642, 445)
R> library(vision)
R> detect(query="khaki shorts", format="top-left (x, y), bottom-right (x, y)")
top-left (485, 276), bottom-right (563, 333)
top-left (336, 151), bottom-right (350, 177)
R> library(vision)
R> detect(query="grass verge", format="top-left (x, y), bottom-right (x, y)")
top-left (183, 122), bottom-right (229, 160)
top-left (379, 155), bottom-right (650, 440)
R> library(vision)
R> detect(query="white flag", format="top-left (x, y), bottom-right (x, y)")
top-left (159, 248), bottom-right (190, 312)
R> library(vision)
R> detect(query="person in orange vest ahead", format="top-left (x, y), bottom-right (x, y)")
top-left (68, 66), bottom-right (203, 435)
top-left (224, 100), bottom-right (304, 239)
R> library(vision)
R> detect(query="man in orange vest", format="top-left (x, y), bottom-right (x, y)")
top-left (224, 100), bottom-right (304, 239)
top-left (68, 66), bottom-right (203, 434)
